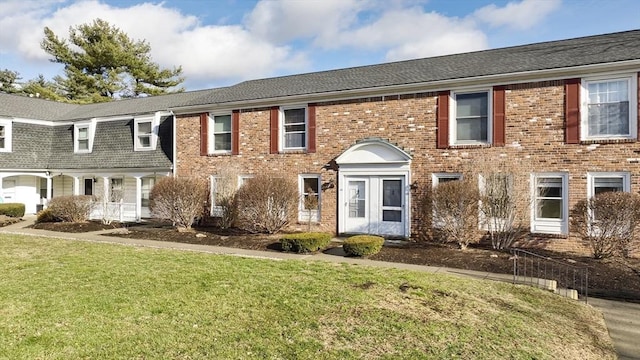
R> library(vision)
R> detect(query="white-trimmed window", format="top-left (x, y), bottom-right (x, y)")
top-left (76, 125), bottom-right (90, 152)
top-left (582, 74), bottom-right (638, 140)
top-left (281, 106), bottom-right (307, 150)
top-left (450, 90), bottom-right (492, 145)
top-left (432, 173), bottom-right (462, 187)
top-left (136, 121), bottom-right (153, 150)
top-left (110, 178), bottom-right (124, 202)
top-left (587, 172), bottom-right (630, 196)
top-left (531, 173), bottom-right (568, 235)
top-left (141, 177), bottom-right (155, 207)
top-left (431, 173), bottom-right (463, 227)
top-left (209, 114), bottom-right (232, 153)
top-left (134, 115), bottom-right (160, 151)
top-left (0, 120), bottom-right (12, 152)
top-left (210, 176), bottom-right (223, 217)
top-left (299, 175), bottom-right (320, 222)
top-left (238, 175), bottom-right (254, 189)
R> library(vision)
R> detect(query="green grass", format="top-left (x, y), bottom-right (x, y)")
top-left (0, 235), bottom-right (615, 359)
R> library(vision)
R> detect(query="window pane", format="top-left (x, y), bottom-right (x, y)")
top-left (537, 199), bottom-right (562, 219)
top-left (139, 135), bottom-right (151, 148)
top-left (284, 108), bottom-right (305, 124)
top-left (456, 93), bottom-right (488, 117)
top-left (383, 180), bottom-right (402, 207)
top-left (0, 138), bottom-right (4, 149)
top-left (594, 177), bottom-right (623, 195)
top-left (214, 133), bottom-right (232, 151)
top-left (79, 139), bottom-right (89, 150)
top-left (285, 133), bottom-right (305, 148)
top-left (138, 122), bottom-right (152, 134)
top-left (78, 127), bottom-right (88, 140)
top-left (0, 126), bottom-right (4, 137)
top-left (214, 115), bottom-right (231, 132)
top-left (456, 117), bottom-right (488, 141)
top-left (285, 124), bottom-right (306, 132)
top-left (587, 79), bottom-right (630, 137)
top-left (303, 177), bottom-right (319, 194)
top-left (348, 181), bottom-right (365, 218)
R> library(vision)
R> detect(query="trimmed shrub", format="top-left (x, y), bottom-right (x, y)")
top-left (235, 175), bottom-right (299, 234)
top-left (343, 235), bottom-right (385, 257)
top-left (0, 203), bottom-right (25, 218)
top-left (150, 176), bottom-right (209, 231)
top-left (35, 208), bottom-right (59, 223)
top-left (570, 191), bottom-right (640, 259)
top-left (431, 178), bottom-right (482, 250)
top-left (47, 195), bottom-right (93, 222)
top-left (280, 232), bottom-right (332, 253)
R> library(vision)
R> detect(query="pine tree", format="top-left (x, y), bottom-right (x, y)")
top-left (41, 19), bottom-right (184, 102)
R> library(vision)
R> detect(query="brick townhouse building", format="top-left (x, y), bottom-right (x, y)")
top-left (1, 30), bottom-right (639, 254)
top-left (170, 30), bottom-right (640, 254)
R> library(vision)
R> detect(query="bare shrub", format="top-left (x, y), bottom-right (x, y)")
top-left (570, 192), bottom-right (640, 259)
top-left (477, 159), bottom-right (531, 250)
top-left (149, 176), bottom-right (208, 231)
top-left (235, 175), bottom-right (299, 234)
top-left (93, 194), bottom-right (120, 225)
top-left (431, 178), bottom-right (482, 250)
top-left (47, 195), bottom-right (93, 222)
top-left (211, 169), bottom-right (241, 229)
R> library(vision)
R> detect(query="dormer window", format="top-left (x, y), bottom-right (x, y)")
top-left (74, 121), bottom-right (95, 153)
top-left (0, 119), bottom-right (12, 152)
top-left (137, 121), bottom-right (153, 149)
top-left (78, 127), bottom-right (89, 150)
top-left (134, 115), bottom-right (160, 151)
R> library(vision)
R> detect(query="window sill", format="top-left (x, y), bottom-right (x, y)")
top-left (278, 149), bottom-right (309, 154)
top-left (580, 138), bottom-right (636, 145)
top-left (206, 152), bottom-right (233, 157)
top-left (529, 232), bottom-right (569, 239)
top-left (447, 143), bottom-right (493, 149)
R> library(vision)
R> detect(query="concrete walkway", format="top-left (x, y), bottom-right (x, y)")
top-left (1, 217), bottom-right (639, 359)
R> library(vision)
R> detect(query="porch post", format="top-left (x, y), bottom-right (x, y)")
top-left (46, 176), bottom-right (52, 201)
top-left (73, 176), bottom-right (80, 195)
top-left (0, 175), bottom-right (4, 202)
top-left (135, 176), bottom-right (142, 222)
top-left (102, 176), bottom-right (109, 204)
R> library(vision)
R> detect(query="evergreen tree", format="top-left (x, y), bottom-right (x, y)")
top-left (41, 19), bottom-right (184, 102)
top-left (0, 69), bottom-right (21, 94)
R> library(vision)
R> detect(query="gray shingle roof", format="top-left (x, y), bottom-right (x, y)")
top-left (183, 29), bottom-right (640, 106)
top-left (0, 94), bottom-right (79, 121)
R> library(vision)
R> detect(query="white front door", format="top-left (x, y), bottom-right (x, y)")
top-left (343, 176), bottom-right (406, 237)
top-left (380, 178), bottom-right (404, 235)
top-left (345, 178), bottom-right (369, 233)
top-left (2, 179), bottom-right (15, 202)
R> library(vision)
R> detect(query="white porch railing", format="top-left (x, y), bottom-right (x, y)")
top-left (89, 201), bottom-right (138, 222)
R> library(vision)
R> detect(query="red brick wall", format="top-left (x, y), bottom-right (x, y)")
top-left (176, 78), bottom-right (640, 256)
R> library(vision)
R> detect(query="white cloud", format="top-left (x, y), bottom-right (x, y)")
top-left (244, 0), bottom-right (364, 45)
top-left (326, 7), bottom-right (488, 61)
top-left (474, 0), bottom-right (561, 30)
top-left (0, 0), bottom-right (309, 87)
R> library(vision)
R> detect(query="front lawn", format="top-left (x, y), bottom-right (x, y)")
top-left (0, 235), bottom-right (615, 359)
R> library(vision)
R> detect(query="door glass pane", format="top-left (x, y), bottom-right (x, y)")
top-left (383, 210), bottom-right (402, 222)
top-left (348, 181), bottom-right (365, 218)
top-left (84, 179), bottom-right (93, 196)
top-left (383, 180), bottom-right (402, 207)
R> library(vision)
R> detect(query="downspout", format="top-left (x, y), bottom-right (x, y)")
top-left (169, 111), bottom-right (177, 177)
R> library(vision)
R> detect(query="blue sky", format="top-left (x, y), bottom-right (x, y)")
top-left (0, 0), bottom-right (639, 91)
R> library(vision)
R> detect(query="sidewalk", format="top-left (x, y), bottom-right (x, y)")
top-left (1, 217), bottom-right (639, 359)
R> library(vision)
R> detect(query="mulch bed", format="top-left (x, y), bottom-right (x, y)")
top-left (30, 220), bottom-right (124, 233)
top-left (28, 220), bottom-right (640, 302)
